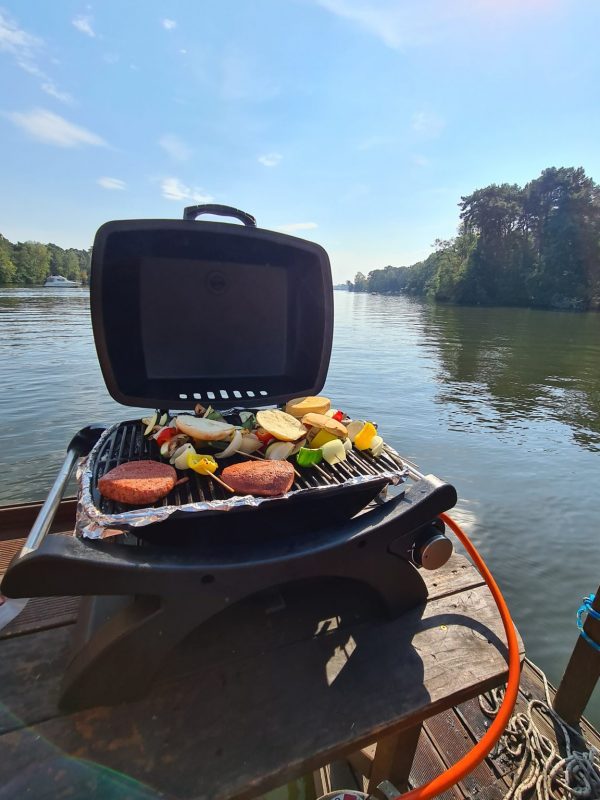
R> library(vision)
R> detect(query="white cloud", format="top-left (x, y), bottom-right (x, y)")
top-left (258, 152), bottom-right (282, 167)
top-left (72, 15), bottom-right (95, 38)
top-left (0, 9), bottom-right (40, 60)
top-left (411, 110), bottom-right (445, 138)
top-left (317, 0), bottom-right (546, 50)
top-left (40, 81), bottom-right (73, 103)
top-left (317, 0), bottom-right (555, 50)
top-left (162, 18), bottom-right (177, 30)
top-left (98, 177), bottom-right (126, 190)
top-left (159, 134), bottom-right (192, 162)
top-left (0, 10), bottom-right (71, 102)
top-left (6, 108), bottom-right (106, 147)
top-left (316, 0), bottom-right (410, 48)
top-left (161, 177), bottom-right (213, 203)
top-left (103, 52), bottom-right (120, 64)
top-left (277, 222), bottom-right (318, 233)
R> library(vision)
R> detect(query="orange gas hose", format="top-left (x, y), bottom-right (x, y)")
top-left (391, 512), bottom-right (521, 800)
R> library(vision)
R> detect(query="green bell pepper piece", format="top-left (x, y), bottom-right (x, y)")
top-left (296, 447), bottom-right (323, 467)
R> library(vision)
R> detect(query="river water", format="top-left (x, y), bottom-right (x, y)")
top-left (1, 287), bottom-right (599, 725)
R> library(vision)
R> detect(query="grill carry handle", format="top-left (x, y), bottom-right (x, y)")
top-left (21, 425), bottom-right (106, 556)
top-left (183, 203), bottom-right (257, 227)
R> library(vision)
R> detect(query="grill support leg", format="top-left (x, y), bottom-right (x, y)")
top-left (60, 592), bottom-right (238, 709)
top-left (59, 552), bottom-right (427, 710)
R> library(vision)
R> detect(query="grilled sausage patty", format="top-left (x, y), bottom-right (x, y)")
top-left (221, 460), bottom-right (295, 497)
top-left (98, 460), bottom-right (177, 506)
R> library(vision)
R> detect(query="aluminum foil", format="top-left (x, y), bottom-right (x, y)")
top-left (76, 420), bottom-right (408, 540)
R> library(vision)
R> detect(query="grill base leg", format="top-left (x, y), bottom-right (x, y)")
top-left (59, 555), bottom-right (427, 711)
top-left (344, 551), bottom-right (428, 619)
top-left (60, 593), bottom-right (231, 710)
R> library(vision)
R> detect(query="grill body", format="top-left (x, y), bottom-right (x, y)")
top-left (2, 476), bottom-right (457, 709)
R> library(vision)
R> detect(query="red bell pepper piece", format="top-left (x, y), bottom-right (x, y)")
top-left (156, 427), bottom-right (178, 446)
top-left (256, 428), bottom-right (275, 447)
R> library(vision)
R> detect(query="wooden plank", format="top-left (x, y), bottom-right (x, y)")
top-left (0, 582), bottom-right (522, 800)
top-left (0, 597), bottom-right (80, 639)
top-left (0, 626), bottom-right (74, 735)
top-left (470, 776), bottom-right (513, 800)
top-left (0, 556), bottom-right (486, 736)
top-left (424, 709), bottom-right (498, 796)
top-left (0, 537), bottom-right (25, 576)
top-left (367, 724), bottom-right (422, 794)
top-left (408, 729), bottom-right (464, 800)
top-left (324, 760), bottom-right (363, 794)
top-left (519, 660), bottom-right (600, 748)
top-left (0, 499), bottom-right (76, 542)
top-left (454, 698), bottom-right (512, 783)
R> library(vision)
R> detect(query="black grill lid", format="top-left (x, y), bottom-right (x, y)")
top-left (91, 205), bottom-right (333, 410)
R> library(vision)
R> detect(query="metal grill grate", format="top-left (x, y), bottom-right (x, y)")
top-left (89, 417), bottom-right (406, 517)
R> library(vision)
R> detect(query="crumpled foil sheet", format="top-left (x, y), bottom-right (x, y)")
top-left (76, 420), bottom-right (408, 540)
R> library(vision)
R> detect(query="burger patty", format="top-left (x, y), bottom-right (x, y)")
top-left (221, 460), bottom-right (295, 497)
top-left (98, 460), bottom-right (177, 506)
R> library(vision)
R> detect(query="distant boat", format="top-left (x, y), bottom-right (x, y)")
top-left (44, 275), bottom-right (80, 288)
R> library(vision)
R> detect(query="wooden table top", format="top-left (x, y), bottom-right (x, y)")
top-left (0, 504), bottom-right (523, 800)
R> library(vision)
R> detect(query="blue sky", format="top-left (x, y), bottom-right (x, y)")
top-left (1, 0), bottom-right (599, 283)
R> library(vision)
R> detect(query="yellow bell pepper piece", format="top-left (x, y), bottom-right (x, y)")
top-left (311, 428), bottom-right (338, 449)
top-left (187, 452), bottom-right (218, 475)
top-left (354, 422), bottom-right (378, 451)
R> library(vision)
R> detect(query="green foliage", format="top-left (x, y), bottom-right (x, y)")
top-left (348, 166), bottom-right (600, 310)
top-left (0, 234), bottom-right (91, 285)
top-left (13, 242), bottom-right (51, 285)
top-left (0, 235), bottom-right (16, 285)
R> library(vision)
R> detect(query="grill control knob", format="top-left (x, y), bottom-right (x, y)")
top-left (416, 534), bottom-right (453, 570)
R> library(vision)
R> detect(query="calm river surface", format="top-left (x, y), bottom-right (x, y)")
top-left (1, 287), bottom-right (599, 724)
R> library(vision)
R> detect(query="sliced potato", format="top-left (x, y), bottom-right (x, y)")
top-left (256, 410), bottom-right (307, 442)
top-left (175, 415), bottom-right (235, 441)
top-left (284, 396), bottom-right (331, 418)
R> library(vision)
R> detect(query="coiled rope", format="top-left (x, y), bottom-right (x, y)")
top-left (479, 661), bottom-right (600, 800)
top-left (576, 595), bottom-right (600, 654)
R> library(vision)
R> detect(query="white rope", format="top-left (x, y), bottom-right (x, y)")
top-left (479, 663), bottom-right (600, 800)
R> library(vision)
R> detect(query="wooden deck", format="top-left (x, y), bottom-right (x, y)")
top-left (0, 501), bottom-right (598, 799)
top-left (314, 658), bottom-right (600, 799)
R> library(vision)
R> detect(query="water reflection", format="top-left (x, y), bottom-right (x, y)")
top-left (1, 286), bottom-right (599, 725)
top-left (420, 303), bottom-right (600, 451)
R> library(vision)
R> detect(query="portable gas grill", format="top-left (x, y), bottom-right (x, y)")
top-left (2, 205), bottom-right (457, 710)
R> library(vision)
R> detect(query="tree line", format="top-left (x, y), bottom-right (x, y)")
top-left (0, 234), bottom-right (91, 286)
top-left (348, 167), bottom-right (600, 310)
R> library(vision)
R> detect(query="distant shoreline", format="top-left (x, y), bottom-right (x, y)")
top-left (340, 287), bottom-right (599, 313)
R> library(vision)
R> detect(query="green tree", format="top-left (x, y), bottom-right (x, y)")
top-left (459, 184), bottom-right (526, 304)
top-left (63, 250), bottom-right (81, 281)
top-left (0, 235), bottom-right (16, 284)
top-left (353, 272), bottom-right (368, 292)
top-left (524, 167), bottom-right (600, 308)
top-left (47, 243), bottom-right (66, 276)
top-left (13, 242), bottom-right (50, 285)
